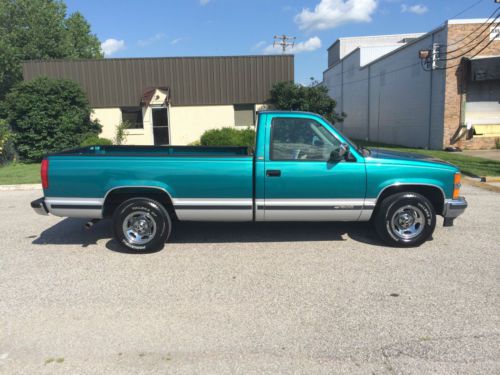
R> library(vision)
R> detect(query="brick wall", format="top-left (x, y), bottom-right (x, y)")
top-left (443, 22), bottom-right (500, 150)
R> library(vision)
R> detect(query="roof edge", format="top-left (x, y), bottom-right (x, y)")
top-left (326, 32), bottom-right (425, 51)
top-left (21, 54), bottom-right (293, 64)
top-left (324, 24), bottom-right (446, 74)
top-left (447, 18), bottom-right (491, 25)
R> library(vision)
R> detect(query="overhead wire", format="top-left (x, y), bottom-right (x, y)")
top-left (323, 1), bottom-right (499, 86)
top-left (449, 0), bottom-right (486, 19)
top-left (446, 6), bottom-right (500, 47)
top-left (441, 23), bottom-right (499, 61)
top-left (435, 30), bottom-right (500, 70)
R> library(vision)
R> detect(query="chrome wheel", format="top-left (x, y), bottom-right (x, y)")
top-left (390, 205), bottom-right (425, 240)
top-left (122, 211), bottom-right (157, 245)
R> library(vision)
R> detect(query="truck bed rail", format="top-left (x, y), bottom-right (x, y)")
top-left (50, 145), bottom-right (252, 157)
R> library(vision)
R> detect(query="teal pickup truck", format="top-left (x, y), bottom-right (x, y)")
top-left (31, 111), bottom-right (467, 251)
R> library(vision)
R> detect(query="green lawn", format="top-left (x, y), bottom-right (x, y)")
top-left (0, 163), bottom-right (40, 185)
top-left (355, 140), bottom-right (500, 177)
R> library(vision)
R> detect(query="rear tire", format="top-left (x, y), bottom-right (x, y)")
top-left (113, 198), bottom-right (171, 252)
top-left (374, 192), bottom-right (435, 247)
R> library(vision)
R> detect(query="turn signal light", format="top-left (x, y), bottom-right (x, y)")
top-left (41, 159), bottom-right (49, 189)
top-left (453, 172), bottom-right (461, 200)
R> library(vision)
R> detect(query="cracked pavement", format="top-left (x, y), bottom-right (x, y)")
top-left (0, 183), bottom-right (499, 374)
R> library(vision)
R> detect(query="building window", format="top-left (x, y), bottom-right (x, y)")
top-left (234, 104), bottom-right (255, 126)
top-left (121, 107), bottom-right (143, 129)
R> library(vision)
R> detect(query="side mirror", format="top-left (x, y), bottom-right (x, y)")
top-left (329, 143), bottom-right (349, 162)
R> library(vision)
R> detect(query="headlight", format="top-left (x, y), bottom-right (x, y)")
top-left (453, 172), bottom-right (461, 200)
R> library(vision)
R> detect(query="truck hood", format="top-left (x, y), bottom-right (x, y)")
top-left (366, 149), bottom-right (455, 168)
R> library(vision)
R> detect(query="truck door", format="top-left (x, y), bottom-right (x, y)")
top-left (260, 114), bottom-right (367, 221)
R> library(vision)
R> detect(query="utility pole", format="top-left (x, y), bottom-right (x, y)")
top-left (273, 35), bottom-right (296, 53)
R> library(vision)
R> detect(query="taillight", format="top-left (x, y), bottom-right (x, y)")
top-left (41, 159), bottom-right (49, 189)
top-left (453, 172), bottom-right (461, 200)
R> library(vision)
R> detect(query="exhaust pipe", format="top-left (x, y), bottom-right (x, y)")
top-left (84, 219), bottom-right (100, 230)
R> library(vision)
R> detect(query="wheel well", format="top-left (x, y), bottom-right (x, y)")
top-left (375, 185), bottom-right (445, 215)
top-left (102, 187), bottom-right (178, 220)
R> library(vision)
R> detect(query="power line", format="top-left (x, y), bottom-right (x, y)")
top-left (440, 20), bottom-right (499, 60)
top-left (446, 6), bottom-right (499, 47)
top-left (324, 1), bottom-right (499, 85)
top-left (449, 0), bottom-right (486, 19)
top-left (435, 30), bottom-right (500, 70)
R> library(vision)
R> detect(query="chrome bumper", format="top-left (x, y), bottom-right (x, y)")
top-left (442, 197), bottom-right (467, 226)
top-left (31, 197), bottom-right (49, 216)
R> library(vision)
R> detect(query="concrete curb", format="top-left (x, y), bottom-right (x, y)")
top-left (463, 177), bottom-right (500, 193)
top-left (480, 176), bottom-right (500, 183)
top-left (0, 184), bottom-right (42, 191)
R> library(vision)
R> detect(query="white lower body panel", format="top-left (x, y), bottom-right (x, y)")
top-left (45, 197), bottom-right (104, 218)
top-left (173, 198), bottom-right (376, 222)
top-left (257, 198), bottom-right (375, 222)
top-left (43, 197), bottom-right (377, 222)
top-left (173, 198), bottom-right (253, 221)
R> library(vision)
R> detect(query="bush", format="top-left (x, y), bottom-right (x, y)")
top-left (0, 119), bottom-right (15, 163)
top-left (3, 77), bottom-right (101, 161)
top-left (114, 121), bottom-right (131, 145)
top-left (200, 127), bottom-right (255, 148)
top-left (80, 134), bottom-right (113, 147)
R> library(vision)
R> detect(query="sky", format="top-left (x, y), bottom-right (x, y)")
top-left (66, 0), bottom-right (499, 84)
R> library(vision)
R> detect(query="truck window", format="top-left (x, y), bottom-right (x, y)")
top-left (270, 117), bottom-right (341, 161)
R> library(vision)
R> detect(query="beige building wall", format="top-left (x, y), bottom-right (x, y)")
top-left (169, 104), bottom-right (260, 145)
top-left (92, 101), bottom-right (263, 146)
top-left (91, 108), bottom-right (153, 145)
top-left (91, 108), bottom-right (121, 140)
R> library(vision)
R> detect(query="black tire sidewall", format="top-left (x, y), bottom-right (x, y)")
top-left (376, 193), bottom-right (436, 247)
top-left (113, 198), bottom-right (171, 252)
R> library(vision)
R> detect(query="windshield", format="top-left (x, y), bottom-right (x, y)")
top-left (320, 116), bottom-right (360, 151)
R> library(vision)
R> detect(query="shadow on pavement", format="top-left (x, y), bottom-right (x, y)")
top-left (32, 218), bottom-right (385, 252)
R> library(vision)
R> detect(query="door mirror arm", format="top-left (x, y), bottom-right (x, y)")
top-left (329, 143), bottom-right (349, 162)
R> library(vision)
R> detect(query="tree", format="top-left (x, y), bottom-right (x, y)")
top-left (0, 0), bottom-right (102, 98)
top-left (270, 81), bottom-right (345, 124)
top-left (3, 77), bottom-right (101, 161)
top-left (65, 12), bottom-right (103, 59)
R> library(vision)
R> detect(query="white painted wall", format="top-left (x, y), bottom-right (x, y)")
top-left (91, 107), bottom-right (153, 145)
top-left (168, 104), bottom-right (261, 145)
top-left (90, 108), bottom-right (121, 141)
top-left (324, 28), bottom-right (447, 149)
top-left (93, 101), bottom-right (263, 146)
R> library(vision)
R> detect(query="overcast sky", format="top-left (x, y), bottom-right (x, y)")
top-left (66, 0), bottom-right (498, 84)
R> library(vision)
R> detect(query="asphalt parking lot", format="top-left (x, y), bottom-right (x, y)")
top-left (0, 184), bottom-right (499, 374)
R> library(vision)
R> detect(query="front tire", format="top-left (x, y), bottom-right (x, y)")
top-left (113, 198), bottom-right (171, 252)
top-left (374, 192), bottom-right (436, 247)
